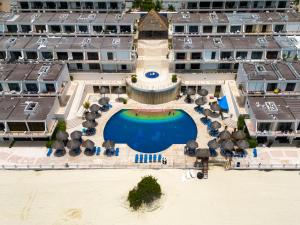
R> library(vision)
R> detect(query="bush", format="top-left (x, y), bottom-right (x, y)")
top-left (50, 120), bottom-right (66, 141)
top-left (46, 140), bottom-right (54, 148)
top-left (172, 74), bottom-right (177, 83)
top-left (123, 98), bottom-right (128, 104)
top-left (247, 138), bottom-right (258, 148)
top-left (128, 176), bottom-right (162, 210)
top-left (168, 4), bottom-right (175, 11)
top-left (131, 75), bottom-right (137, 83)
top-left (237, 115), bottom-right (245, 130)
top-left (83, 101), bottom-right (90, 110)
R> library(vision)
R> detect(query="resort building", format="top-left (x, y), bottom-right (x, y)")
top-left (171, 11), bottom-right (300, 36)
top-left (237, 61), bottom-right (300, 96)
top-left (244, 96), bottom-right (300, 144)
top-left (0, 12), bottom-right (135, 36)
top-left (0, 36), bottom-right (136, 72)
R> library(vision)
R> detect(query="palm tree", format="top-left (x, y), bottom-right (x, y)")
top-left (83, 101), bottom-right (90, 113)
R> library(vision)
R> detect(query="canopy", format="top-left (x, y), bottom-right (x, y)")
top-left (82, 120), bottom-right (98, 129)
top-left (70, 130), bottom-right (82, 140)
top-left (232, 130), bottom-right (246, 140)
top-left (195, 148), bottom-right (210, 158)
top-left (102, 140), bottom-right (115, 149)
top-left (67, 140), bottom-right (81, 150)
top-left (56, 131), bottom-right (69, 141)
top-left (195, 97), bottom-right (207, 106)
top-left (207, 139), bottom-right (220, 149)
top-left (219, 130), bottom-right (231, 140)
top-left (203, 109), bottom-right (212, 117)
top-left (221, 140), bottom-right (234, 151)
top-left (186, 140), bottom-right (198, 149)
top-left (210, 102), bottom-right (221, 112)
top-left (198, 89), bottom-right (208, 97)
top-left (236, 140), bottom-right (249, 149)
top-left (83, 139), bottom-right (95, 150)
top-left (52, 140), bottom-right (65, 150)
top-left (85, 112), bottom-right (97, 121)
top-left (210, 121), bottom-right (221, 130)
top-left (90, 104), bottom-right (101, 113)
top-left (98, 97), bottom-right (110, 106)
top-left (218, 96), bottom-right (229, 111)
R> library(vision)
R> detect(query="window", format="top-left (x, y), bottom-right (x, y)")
top-left (120, 25), bottom-right (131, 33)
top-left (121, 64), bottom-right (127, 70)
top-left (245, 25), bottom-right (253, 33)
top-left (21, 25), bottom-right (31, 33)
top-left (41, 52), bottom-right (53, 60)
top-left (25, 83), bottom-right (38, 93)
top-left (239, 1), bottom-right (248, 8)
top-left (59, 2), bottom-right (68, 9)
top-left (258, 123), bottom-right (271, 132)
top-left (32, 2), bottom-right (43, 9)
top-left (176, 53), bottom-right (186, 60)
top-left (10, 51), bottom-right (22, 61)
top-left (84, 2), bottom-right (94, 9)
top-left (212, 2), bottom-right (223, 8)
top-left (45, 83), bottom-right (55, 92)
top-left (0, 84), bottom-right (3, 92)
top-left (72, 52), bottom-right (83, 60)
top-left (278, 1), bottom-right (286, 8)
top-left (236, 51), bottom-right (248, 59)
top-left (89, 63), bottom-right (100, 70)
top-left (20, 2), bottom-right (29, 9)
top-left (50, 25), bottom-right (61, 33)
top-left (35, 25), bottom-right (46, 33)
top-left (189, 26), bottom-right (198, 33)
top-left (78, 25), bottom-right (88, 33)
top-left (285, 83), bottom-right (296, 92)
top-left (230, 26), bottom-right (241, 33)
top-left (251, 51), bottom-right (263, 59)
top-left (187, 2), bottom-right (198, 9)
top-left (7, 25), bottom-right (17, 33)
top-left (266, 51), bottom-right (278, 59)
top-left (8, 83), bottom-right (20, 92)
top-left (87, 52), bottom-right (99, 60)
top-left (0, 51), bottom-right (6, 59)
top-left (110, 2), bottom-right (118, 9)
top-left (106, 25), bottom-right (117, 33)
top-left (221, 52), bottom-right (232, 59)
top-left (199, 2), bottom-right (210, 8)
top-left (26, 51), bottom-right (38, 60)
top-left (64, 25), bottom-right (75, 33)
top-left (175, 64), bottom-right (185, 70)
top-left (174, 26), bottom-right (184, 33)
top-left (225, 2), bottom-right (235, 8)
top-left (261, 25), bottom-right (267, 33)
top-left (46, 2), bottom-right (56, 9)
top-left (191, 52), bottom-right (202, 60)
top-left (211, 52), bottom-right (216, 60)
top-left (77, 63), bottom-right (83, 70)
top-left (203, 26), bottom-right (213, 33)
top-left (97, 2), bottom-right (107, 9)
top-left (274, 25), bottom-right (284, 33)
top-left (276, 123), bottom-right (292, 132)
top-left (107, 52), bottom-right (113, 60)
top-left (57, 52), bottom-right (68, 60)
top-left (217, 26), bottom-right (227, 33)
top-left (265, 1), bottom-right (273, 8)
top-left (266, 83), bottom-right (277, 91)
top-left (191, 63), bottom-right (200, 70)
top-left (93, 26), bottom-right (103, 33)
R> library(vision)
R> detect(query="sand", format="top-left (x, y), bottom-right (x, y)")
top-left (0, 168), bottom-right (299, 225)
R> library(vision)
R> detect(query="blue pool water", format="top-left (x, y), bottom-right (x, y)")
top-left (145, 71), bottom-right (159, 79)
top-left (103, 109), bottom-right (197, 153)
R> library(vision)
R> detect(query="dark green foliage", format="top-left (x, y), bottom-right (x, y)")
top-left (237, 115), bottom-right (246, 130)
top-left (154, 0), bottom-right (162, 11)
top-left (131, 75), bottom-right (137, 83)
top-left (132, 0), bottom-right (161, 11)
top-left (46, 120), bottom-right (66, 147)
top-left (247, 138), bottom-right (258, 148)
top-left (168, 4), bottom-right (175, 11)
top-left (128, 176), bottom-right (162, 210)
top-left (46, 140), bottom-right (54, 148)
top-left (172, 74), bottom-right (177, 83)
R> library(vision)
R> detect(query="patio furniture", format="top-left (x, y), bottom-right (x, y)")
top-left (115, 148), bottom-right (119, 156)
top-left (135, 154), bottom-right (139, 163)
top-left (139, 154), bottom-right (143, 163)
top-left (96, 147), bottom-right (101, 155)
top-left (253, 148), bottom-right (257, 157)
top-left (149, 154), bottom-right (153, 162)
top-left (153, 154), bottom-right (157, 162)
top-left (47, 148), bottom-right (52, 157)
top-left (158, 154), bottom-right (162, 162)
top-left (144, 154), bottom-right (148, 163)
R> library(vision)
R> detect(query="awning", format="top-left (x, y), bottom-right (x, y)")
top-left (218, 96), bottom-right (229, 111)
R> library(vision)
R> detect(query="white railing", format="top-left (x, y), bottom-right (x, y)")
top-left (231, 163), bottom-right (300, 170)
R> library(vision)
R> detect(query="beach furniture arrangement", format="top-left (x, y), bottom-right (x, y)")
top-left (158, 154), bottom-right (162, 162)
top-left (134, 153), bottom-right (163, 163)
top-left (96, 147), bottom-right (101, 155)
top-left (253, 148), bottom-right (257, 157)
top-left (144, 154), bottom-right (148, 163)
top-left (153, 154), bottom-right (157, 162)
top-left (115, 148), bottom-right (119, 156)
top-left (135, 154), bottom-right (139, 163)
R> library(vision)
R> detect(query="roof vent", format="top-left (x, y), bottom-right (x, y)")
top-left (209, 12), bottom-right (218, 23)
top-left (31, 14), bottom-right (40, 23)
top-left (264, 101), bottom-right (278, 114)
top-left (81, 38), bottom-right (91, 48)
top-left (115, 14), bottom-right (123, 21)
top-left (184, 36), bottom-right (192, 48)
top-left (181, 12), bottom-right (190, 19)
top-left (213, 38), bottom-right (223, 47)
top-left (38, 65), bottom-right (50, 76)
top-left (78, 14), bottom-right (96, 22)
top-left (37, 37), bottom-right (48, 49)
top-left (59, 14), bottom-right (69, 21)
top-left (112, 38), bottom-right (120, 47)
top-left (255, 65), bottom-right (266, 73)
top-left (257, 37), bottom-right (268, 47)
top-left (279, 13), bottom-right (288, 21)
top-left (251, 14), bottom-right (259, 20)
top-left (24, 101), bottom-right (39, 113)
top-left (5, 37), bottom-right (17, 48)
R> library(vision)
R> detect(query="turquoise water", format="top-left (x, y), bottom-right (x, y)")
top-left (103, 109), bottom-right (197, 153)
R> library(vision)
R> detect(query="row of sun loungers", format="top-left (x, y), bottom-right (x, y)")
top-left (47, 147), bottom-right (120, 157)
top-left (135, 153), bottom-right (162, 163)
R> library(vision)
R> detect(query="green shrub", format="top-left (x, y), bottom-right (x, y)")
top-left (168, 4), bottom-right (175, 11)
top-left (247, 138), bottom-right (258, 148)
top-left (46, 140), bottom-right (54, 148)
top-left (123, 98), bottom-right (128, 104)
top-left (70, 75), bottom-right (74, 81)
top-left (83, 101), bottom-right (90, 110)
top-left (237, 115), bottom-right (245, 130)
top-left (128, 176), bottom-right (162, 210)
top-left (294, 54), bottom-right (298, 61)
top-left (51, 120), bottom-right (66, 140)
top-left (131, 76), bottom-right (137, 83)
top-left (172, 74), bottom-right (177, 83)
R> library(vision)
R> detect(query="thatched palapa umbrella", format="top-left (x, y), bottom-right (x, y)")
top-left (232, 130), bottom-right (246, 140)
top-left (186, 140), bottom-right (198, 149)
top-left (187, 88), bottom-right (195, 96)
top-left (221, 140), bottom-right (235, 151)
top-left (207, 139), bottom-right (220, 149)
top-left (70, 130), bottom-right (82, 140)
top-left (198, 88), bottom-right (208, 97)
top-left (52, 141), bottom-right (66, 157)
top-left (195, 97), bottom-right (207, 106)
top-left (82, 120), bottom-right (98, 129)
top-left (210, 111), bottom-right (220, 118)
top-left (83, 139), bottom-right (96, 156)
top-left (100, 86), bottom-right (108, 97)
top-left (67, 139), bottom-right (81, 150)
top-left (210, 102), bottom-right (221, 112)
top-left (219, 130), bottom-right (231, 140)
top-left (56, 130), bottom-right (69, 141)
top-left (203, 108), bottom-right (212, 117)
top-left (236, 139), bottom-right (249, 150)
top-left (90, 104), bottom-right (101, 113)
top-left (210, 121), bottom-right (221, 130)
top-left (98, 97), bottom-right (110, 106)
top-left (102, 140), bottom-right (115, 149)
top-left (85, 112), bottom-right (97, 121)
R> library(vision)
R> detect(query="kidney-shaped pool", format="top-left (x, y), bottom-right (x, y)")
top-left (103, 109), bottom-right (197, 153)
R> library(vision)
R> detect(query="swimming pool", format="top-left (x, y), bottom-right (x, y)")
top-left (145, 71), bottom-right (159, 79)
top-left (103, 109), bottom-right (197, 153)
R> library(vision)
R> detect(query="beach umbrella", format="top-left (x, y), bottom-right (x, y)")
top-left (70, 130), bottom-right (82, 140)
top-left (186, 140), bottom-right (198, 149)
top-left (221, 140), bottom-right (235, 151)
top-left (98, 97), bottom-right (110, 106)
top-left (90, 104), bottom-right (101, 113)
top-left (56, 131), bottom-right (69, 141)
top-left (232, 130), bottom-right (246, 140)
top-left (210, 102), bottom-right (221, 112)
top-left (219, 130), bottom-right (231, 140)
top-left (210, 111), bottom-right (220, 118)
top-left (195, 97), bottom-right (207, 106)
top-left (83, 139), bottom-right (95, 150)
top-left (203, 108), bottom-right (212, 117)
top-left (198, 88), bottom-right (208, 97)
top-left (85, 112), bottom-right (97, 121)
top-left (195, 148), bottom-right (210, 158)
top-left (102, 140), bottom-right (115, 149)
top-left (67, 139), bottom-right (81, 150)
top-left (82, 120), bottom-right (98, 129)
top-left (210, 121), bottom-right (221, 130)
top-left (52, 140), bottom-right (65, 150)
top-left (236, 139), bottom-right (249, 150)
top-left (100, 86), bottom-right (108, 96)
top-left (187, 88), bottom-right (195, 96)
top-left (207, 139), bottom-right (220, 149)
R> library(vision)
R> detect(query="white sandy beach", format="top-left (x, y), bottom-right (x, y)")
top-left (0, 168), bottom-right (299, 225)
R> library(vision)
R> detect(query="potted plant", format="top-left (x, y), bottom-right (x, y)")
top-left (172, 74), bottom-right (177, 83)
top-left (131, 75), bottom-right (137, 83)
